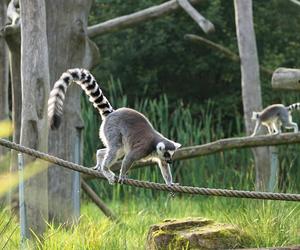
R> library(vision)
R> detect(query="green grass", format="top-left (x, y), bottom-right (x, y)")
top-left (1, 196), bottom-right (299, 249)
top-left (2, 77), bottom-right (300, 249)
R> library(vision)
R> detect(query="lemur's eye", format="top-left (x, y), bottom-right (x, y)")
top-left (163, 152), bottom-right (170, 158)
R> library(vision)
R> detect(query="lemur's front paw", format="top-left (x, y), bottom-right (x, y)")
top-left (101, 170), bottom-right (116, 185)
top-left (118, 175), bottom-right (128, 184)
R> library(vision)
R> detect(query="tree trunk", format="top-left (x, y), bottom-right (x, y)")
top-left (45, 0), bottom-right (99, 224)
top-left (2, 0), bottom-right (21, 210)
top-left (20, 0), bottom-right (49, 237)
top-left (234, 0), bottom-right (274, 191)
top-left (0, 1), bottom-right (9, 156)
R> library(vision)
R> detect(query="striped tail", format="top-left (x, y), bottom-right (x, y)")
top-left (287, 103), bottom-right (300, 112)
top-left (48, 68), bottom-right (114, 129)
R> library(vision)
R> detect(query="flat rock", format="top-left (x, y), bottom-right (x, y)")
top-left (146, 217), bottom-right (250, 250)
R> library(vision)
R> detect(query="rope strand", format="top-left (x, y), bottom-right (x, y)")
top-left (0, 138), bottom-right (299, 202)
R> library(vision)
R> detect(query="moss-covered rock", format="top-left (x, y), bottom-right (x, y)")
top-left (146, 217), bottom-right (250, 250)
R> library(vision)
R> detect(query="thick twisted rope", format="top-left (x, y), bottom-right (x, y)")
top-left (1, 138), bottom-right (300, 202)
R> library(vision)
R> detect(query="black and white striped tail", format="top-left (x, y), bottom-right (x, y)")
top-left (287, 103), bottom-right (300, 112)
top-left (48, 68), bottom-right (114, 129)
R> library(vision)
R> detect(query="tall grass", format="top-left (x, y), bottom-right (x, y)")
top-left (4, 197), bottom-right (299, 249)
top-left (81, 76), bottom-right (300, 200)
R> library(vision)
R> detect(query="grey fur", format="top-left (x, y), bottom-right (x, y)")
top-left (95, 107), bottom-right (181, 185)
top-left (251, 103), bottom-right (300, 136)
top-left (48, 69), bottom-right (181, 185)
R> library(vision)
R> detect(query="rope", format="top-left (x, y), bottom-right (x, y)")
top-left (1, 138), bottom-right (300, 202)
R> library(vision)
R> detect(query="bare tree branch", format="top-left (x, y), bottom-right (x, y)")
top-left (87, 0), bottom-right (203, 38)
top-left (177, 0), bottom-right (214, 34)
top-left (184, 34), bottom-right (273, 77)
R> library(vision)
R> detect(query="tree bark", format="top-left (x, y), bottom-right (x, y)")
top-left (2, 0), bottom-right (21, 172)
top-left (45, 0), bottom-right (99, 224)
top-left (2, 0), bottom-right (21, 210)
top-left (19, 0), bottom-right (49, 237)
top-left (0, 1), bottom-right (9, 157)
top-left (88, 0), bottom-right (204, 38)
top-left (0, 0), bottom-right (9, 120)
top-left (271, 67), bottom-right (300, 90)
top-left (234, 0), bottom-right (274, 191)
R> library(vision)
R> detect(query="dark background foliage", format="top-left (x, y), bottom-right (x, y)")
top-left (89, 0), bottom-right (300, 114)
top-left (84, 0), bottom-right (300, 193)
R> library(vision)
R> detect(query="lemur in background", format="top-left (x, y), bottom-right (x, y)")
top-left (48, 68), bottom-right (181, 185)
top-left (251, 103), bottom-right (300, 136)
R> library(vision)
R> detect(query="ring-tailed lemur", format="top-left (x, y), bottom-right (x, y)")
top-left (251, 103), bottom-right (300, 136)
top-left (48, 68), bottom-right (181, 185)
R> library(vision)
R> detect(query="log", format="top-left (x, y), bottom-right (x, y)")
top-left (271, 67), bottom-right (300, 90)
top-left (177, 0), bottom-right (214, 34)
top-left (84, 132), bottom-right (300, 179)
top-left (87, 0), bottom-right (203, 38)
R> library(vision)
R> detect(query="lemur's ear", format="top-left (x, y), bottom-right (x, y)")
top-left (174, 142), bottom-right (182, 149)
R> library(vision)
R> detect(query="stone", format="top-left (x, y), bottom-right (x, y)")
top-left (146, 217), bottom-right (250, 250)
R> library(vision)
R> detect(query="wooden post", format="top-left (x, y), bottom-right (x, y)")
top-left (45, 0), bottom-right (98, 225)
top-left (234, 0), bottom-right (273, 191)
top-left (2, 0), bottom-right (22, 210)
top-left (18, 153), bottom-right (27, 243)
top-left (72, 128), bottom-right (82, 221)
top-left (19, 0), bottom-right (49, 236)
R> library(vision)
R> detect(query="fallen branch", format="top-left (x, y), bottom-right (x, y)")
top-left (177, 0), bottom-right (214, 34)
top-left (184, 34), bottom-right (273, 77)
top-left (87, 0), bottom-right (203, 38)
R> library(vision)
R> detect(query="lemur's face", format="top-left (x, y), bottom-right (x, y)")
top-left (156, 141), bottom-right (181, 164)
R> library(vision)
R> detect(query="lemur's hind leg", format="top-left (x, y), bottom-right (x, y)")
top-left (93, 149), bottom-right (106, 171)
top-left (94, 146), bottom-right (120, 184)
top-left (265, 124), bottom-right (273, 135)
top-left (271, 122), bottom-right (280, 135)
top-left (283, 114), bottom-right (298, 133)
